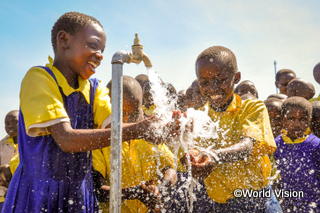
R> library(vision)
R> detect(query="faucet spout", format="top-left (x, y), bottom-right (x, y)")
top-left (142, 53), bottom-right (152, 67)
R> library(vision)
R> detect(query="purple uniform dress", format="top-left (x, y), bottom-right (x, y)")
top-left (2, 67), bottom-right (99, 213)
top-left (273, 134), bottom-right (320, 212)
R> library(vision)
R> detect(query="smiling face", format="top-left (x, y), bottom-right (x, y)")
top-left (196, 58), bottom-right (240, 109)
top-left (282, 106), bottom-right (310, 140)
top-left (65, 22), bottom-right (106, 80)
top-left (5, 111), bottom-right (19, 138)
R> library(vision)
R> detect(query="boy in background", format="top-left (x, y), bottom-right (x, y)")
top-left (92, 76), bottom-right (177, 213)
top-left (273, 97), bottom-right (320, 212)
top-left (275, 69), bottom-right (296, 95)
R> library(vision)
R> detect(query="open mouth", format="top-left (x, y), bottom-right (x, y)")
top-left (88, 61), bottom-right (99, 72)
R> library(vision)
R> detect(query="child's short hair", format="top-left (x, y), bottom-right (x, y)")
top-left (287, 78), bottom-right (315, 100)
top-left (264, 98), bottom-right (283, 109)
top-left (281, 97), bottom-right (312, 118)
top-left (267, 94), bottom-right (287, 100)
top-left (196, 46), bottom-right (237, 73)
top-left (275, 69), bottom-right (296, 81)
top-left (51, 12), bottom-right (102, 51)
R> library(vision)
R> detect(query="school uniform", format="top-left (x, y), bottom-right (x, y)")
top-left (273, 131), bottom-right (320, 212)
top-left (92, 139), bottom-right (174, 213)
top-left (198, 94), bottom-right (281, 212)
top-left (3, 57), bottom-right (112, 213)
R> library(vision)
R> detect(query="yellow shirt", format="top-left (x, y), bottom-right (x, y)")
top-left (92, 140), bottom-right (174, 213)
top-left (198, 94), bottom-right (276, 203)
top-left (142, 105), bottom-right (157, 117)
top-left (20, 56), bottom-right (112, 137)
top-left (9, 153), bottom-right (19, 175)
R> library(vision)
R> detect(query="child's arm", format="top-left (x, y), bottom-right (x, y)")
top-left (187, 137), bottom-right (254, 178)
top-left (48, 116), bottom-right (163, 153)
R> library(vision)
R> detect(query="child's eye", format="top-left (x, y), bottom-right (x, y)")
top-left (88, 43), bottom-right (97, 49)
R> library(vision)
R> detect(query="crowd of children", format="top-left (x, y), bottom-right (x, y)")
top-left (0, 11), bottom-right (320, 213)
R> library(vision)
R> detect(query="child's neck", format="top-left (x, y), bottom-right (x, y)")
top-left (13, 136), bottom-right (17, 144)
top-left (53, 60), bottom-right (79, 89)
top-left (210, 95), bottom-right (233, 112)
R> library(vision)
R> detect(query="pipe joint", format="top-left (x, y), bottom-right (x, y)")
top-left (111, 50), bottom-right (133, 65)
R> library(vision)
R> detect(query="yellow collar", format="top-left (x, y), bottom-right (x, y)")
top-left (206, 94), bottom-right (242, 116)
top-left (4, 136), bottom-right (18, 149)
top-left (46, 56), bottom-right (91, 104)
top-left (281, 128), bottom-right (311, 144)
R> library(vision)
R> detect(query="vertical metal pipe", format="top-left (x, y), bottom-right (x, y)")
top-left (110, 63), bottom-right (123, 213)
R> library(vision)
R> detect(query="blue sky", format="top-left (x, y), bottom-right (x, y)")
top-left (0, 0), bottom-right (320, 137)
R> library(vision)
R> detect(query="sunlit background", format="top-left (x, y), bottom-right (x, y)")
top-left (0, 0), bottom-right (319, 137)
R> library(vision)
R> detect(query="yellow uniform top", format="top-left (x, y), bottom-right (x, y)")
top-left (92, 139), bottom-right (174, 213)
top-left (309, 94), bottom-right (320, 103)
top-left (198, 94), bottom-right (276, 203)
top-left (20, 56), bottom-right (112, 137)
top-left (9, 153), bottom-right (19, 175)
top-left (142, 105), bottom-right (157, 117)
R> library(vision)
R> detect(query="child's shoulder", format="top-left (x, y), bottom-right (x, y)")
top-left (304, 134), bottom-right (320, 149)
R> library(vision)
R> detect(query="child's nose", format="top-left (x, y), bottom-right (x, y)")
top-left (95, 51), bottom-right (103, 61)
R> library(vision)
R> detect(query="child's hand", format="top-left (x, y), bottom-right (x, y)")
top-left (180, 149), bottom-right (199, 167)
top-left (189, 151), bottom-right (218, 179)
top-left (135, 179), bottom-right (162, 213)
top-left (168, 110), bottom-right (194, 137)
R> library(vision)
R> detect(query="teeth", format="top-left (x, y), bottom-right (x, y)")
top-left (88, 61), bottom-right (98, 68)
top-left (210, 94), bottom-right (222, 100)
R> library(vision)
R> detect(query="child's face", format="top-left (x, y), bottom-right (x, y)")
top-left (276, 73), bottom-right (295, 95)
top-left (282, 106), bottom-right (310, 140)
top-left (266, 104), bottom-right (282, 137)
top-left (65, 22), bottom-right (106, 80)
top-left (5, 112), bottom-right (19, 138)
top-left (197, 58), bottom-right (240, 109)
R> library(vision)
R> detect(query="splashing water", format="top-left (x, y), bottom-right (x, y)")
top-left (146, 68), bottom-right (220, 212)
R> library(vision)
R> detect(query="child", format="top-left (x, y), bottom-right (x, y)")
top-left (287, 78), bottom-right (315, 100)
top-left (275, 69), bottom-right (296, 95)
top-left (92, 76), bottom-right (177, 213)
top-left (3, 12), bottom-right (172, 212)
top-left (310, 62), bottom-right (320, 102)
top-left (273, 97), bottom-right (320, 212)
top-left (311, 101), bottom-right (320, 138)
top-left (234, 80), bottom-right (259, 99)
top-left (264, 98), bottom-right (284, 138)
top-left (0, 110), bottom-right (19, 165)
top-left (0, 110), bottom-right (19, 209)
top-left (182, 46), bottom-right (281, 212)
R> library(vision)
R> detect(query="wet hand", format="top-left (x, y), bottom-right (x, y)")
top-left (135, 179), bottom-right (162, 213)
top-left (190, 151), bottom-right (218, 179)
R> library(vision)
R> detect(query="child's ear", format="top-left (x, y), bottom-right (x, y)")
top-left (275, 81), bottom-right (279, 88)
top-left (57, 30), bottom-right (69, 49)
top-left (234, 72), bottom-right (241, 84)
